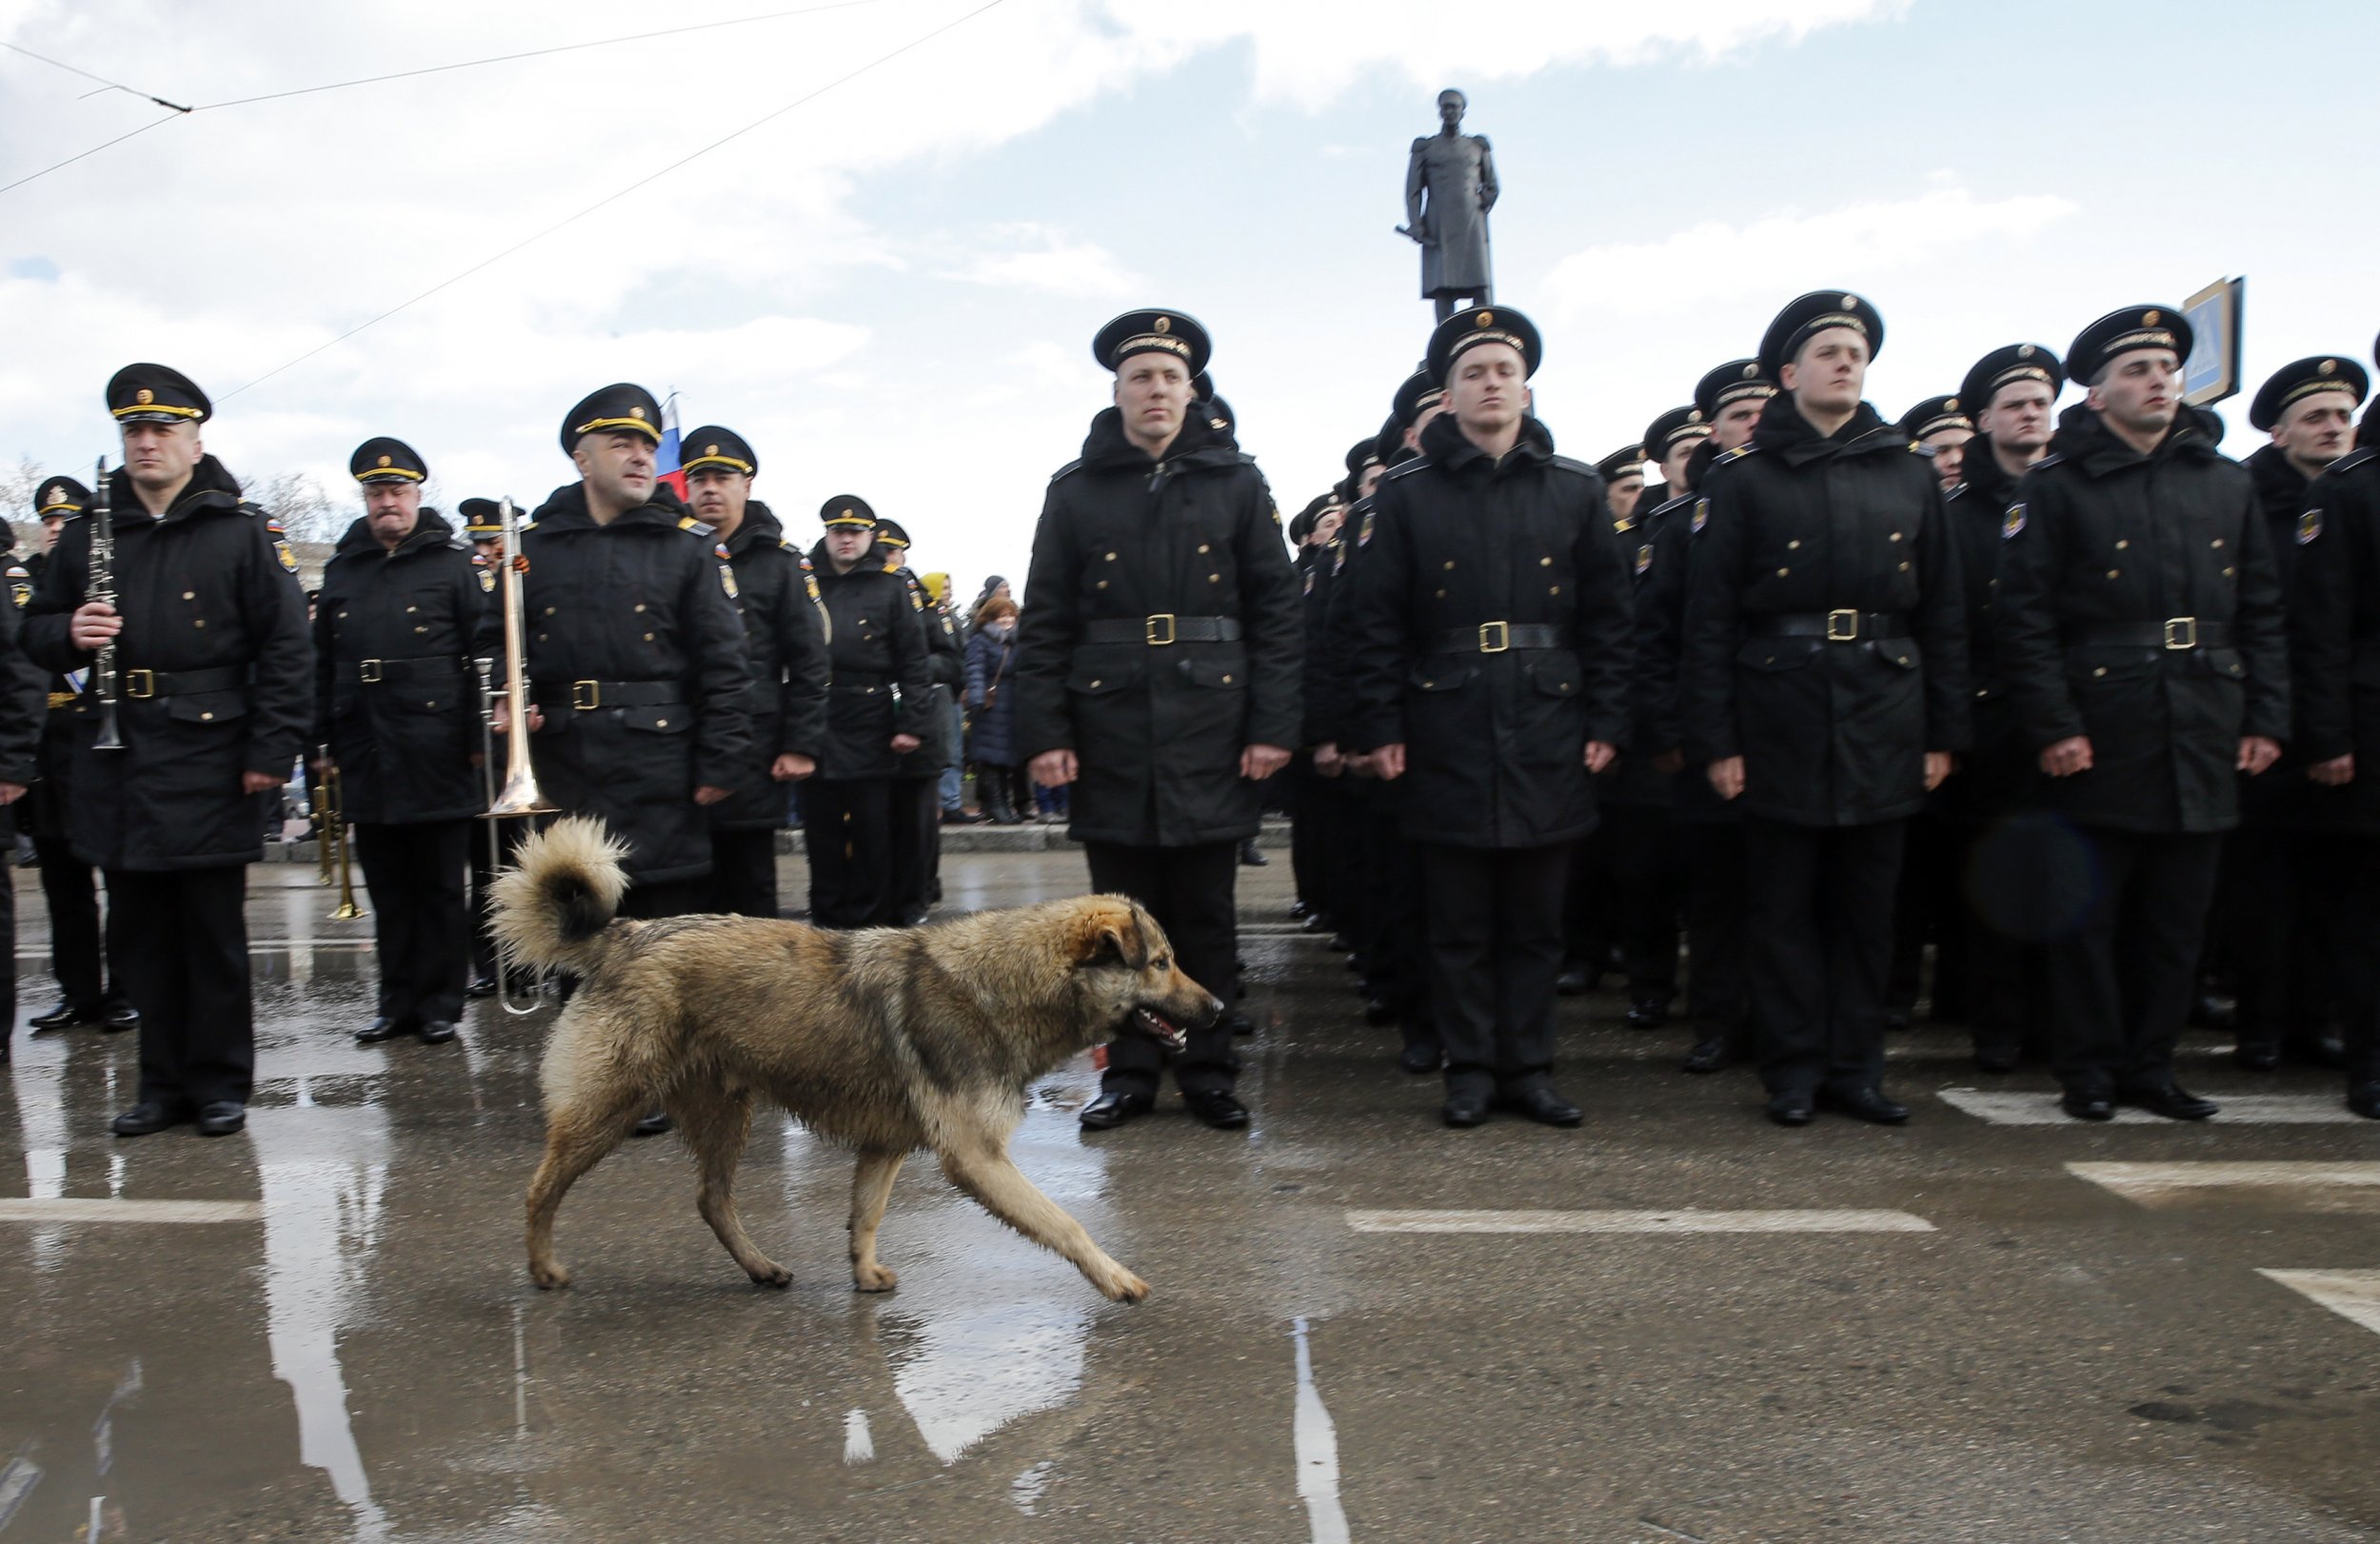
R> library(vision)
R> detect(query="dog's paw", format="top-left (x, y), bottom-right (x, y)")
top-left (1096, 1268), bottom-right (1150, 1304)
top-left (529, 1260), bottom-right (572, 1291)
top-left (851, 1263), bottom-right (900, 1293)
top-left (748, 1261), bottom-right (794, 1290)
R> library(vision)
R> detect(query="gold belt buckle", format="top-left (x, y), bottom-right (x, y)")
top-left (124, 668), bottom-right (154, 700)
top-left (571, 679), bottom-right (602, 710)
top-left (358, 658), bottom-right (384, 683)
top-left (1479, 621), bottom-right (1510, 654)
top-left (1825, 608), bottom-right (1860, 643)
top-left (1145, 613), bottom-right (1177, 646)
top-left (2163, 616), bottom-right (2198, 650)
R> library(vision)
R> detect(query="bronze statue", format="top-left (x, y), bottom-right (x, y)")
top-left (1401, 89), bottom-right (1498, 323)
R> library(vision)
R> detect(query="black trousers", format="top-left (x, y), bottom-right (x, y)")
top-left (1085, 841), bottom-right (1240, 1097)
top-left (1680, 820), bottom-right (1748, 1033)
top-left (1419, 841), bottom-right (1572, 1093)
top-left (2224, 826), bottom-right (2345, 1054)
top-left (34, 833), bottom-right (115, 1010)
top-left (1289, 756), bottom-right (1328, 912)
top-left (1360, 796), bottom-right (1436, 1052)
top-left (1960, 812), bottom-right (2068, 1060)
top-left (2329, 835), bottom-right (2380, 1086)
top-left (1889, 811), bottom-right (1968, 1021)
top-left (108, 865), bottom-right (251, 1109)
top-left (709, 826), bottom-right (780, 917)
top-left (888, 775), bottom-right (939, 921)
top-left (2047, 828), bottom-right (2223, 1094)
top-left (620, 875), bottom-right (709, 921)
top-left (803, 778), bottom-right (896, 928)
top-left (1603, 802), bottom-right (1684, 1001)
top-left (353, 820), bottom-right (470, 1027)
top-left (1743, 818), bottom-right (1907, 1098)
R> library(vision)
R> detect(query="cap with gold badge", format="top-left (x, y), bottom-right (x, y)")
top-left (681, 426), bottom-right (758, 478)
top-left (1425, 305), bottom-right (1543, 385)
top-left (106, 363), bottom-right (210, 426)
top-left (1958, 344), bottom-right (2065, 420)
top-left (1643, 406), bottom-right (1710, 460)
top-left (1693, 359), bottom-right (1777, 421)
top-left (33, 475), bottom-right (90, 519)
top-left (872, 517), bottom-right (911, 553)
top-left (2248, 356), bottom-right (2370, 432)
top-left (1896, 395), bottom-right (1973, 444)
top-left (558, 383), bottom-right (663, 454)
top-left (2064, 306), bottom-right (2192, 387)
top-left (457, 498), bottom-right (506, 538)
top-left (1093, 309), bottom-right (1213, 377)
top-left (821, 495), bottom-right (876, 531)
top-left (1758, 291), bottom-right (1885, 383)
top-left (349, 436), bottom-right (427, 485)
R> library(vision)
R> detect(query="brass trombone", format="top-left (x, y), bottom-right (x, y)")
top-left (318, 750), bottom-right (367, 920)
top-left (479, 496), bottom-right (556, 1016)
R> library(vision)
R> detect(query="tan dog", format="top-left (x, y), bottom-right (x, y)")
top-left (493, 817), bottom-right (1220, 1301)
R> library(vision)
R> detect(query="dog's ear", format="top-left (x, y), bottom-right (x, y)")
top-left (1074, 901), bottom-right (1149, 969)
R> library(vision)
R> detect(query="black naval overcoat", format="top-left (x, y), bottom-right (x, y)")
top-left (704, 502), bottom-right (829, 830)
top-left (1013, 408), bottom-right (1302, 848)
top-left (1680, 397), bottom-right (1971, 827)
top-left (24, 457), bottom-right (313, 870)
top-left (1344, 411), bottom-right (1633, 849)
top-left (1633, 485), bottom-right (1739, 828)
top-left (18, 549), bottom-right (84, 842)
top-left (513, 483), bottom-right (754, 883)
top-left (1937, 438), bottom-right (2036, 819)
top-left (311, 508), bottom-right (486, 824)
top-left (1993, 404), bottom-right (2288, 835)
top-left (1599, 496), bottom-right (1676, 812)
top-left (889, 562), bottom-right (962, 780)
top-left (2284, 445), bottom-right (2380, 832)
top-left (0, 567), bottom-right (50, 795)
top-left (1299, 538), bottom-right (1348, 749)
top-left (808, 540), bottom-right (933, 780)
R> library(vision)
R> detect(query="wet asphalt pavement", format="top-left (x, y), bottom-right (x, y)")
top-left (6, 849), bottom-right (2380, 1542)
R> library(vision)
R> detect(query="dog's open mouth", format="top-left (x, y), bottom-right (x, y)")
top-left (1129, 1006), bottom-right (1188, 1054)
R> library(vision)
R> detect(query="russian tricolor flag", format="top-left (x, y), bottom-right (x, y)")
top-left (656, 391), bottom-right (685, 501)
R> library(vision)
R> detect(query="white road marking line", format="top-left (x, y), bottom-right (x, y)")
top-left (1939, 1089), bottom-right (2366, 1125)
top-left (0, 1198), bottom-right (261, 1223)
top-left (1346, 1208), bottom-right (1934, 1235)
top-left (2259, 1270), bottom-right (2380, 1338)
top-left (843, 1409), bottom-right (875, 1465)
top-left (2070, 1161), bottom-right (2380, 1203)
top-left (1291, 1318), bottom-right (1350, 1544)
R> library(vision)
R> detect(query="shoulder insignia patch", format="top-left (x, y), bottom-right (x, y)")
top-left (1358, 508), bottom-right (1376, 547)
top-left (1691, 499), bottom-right (1709, 536)
top-left (679, 515), bottom-right (699, 532)
top-left (263, 514), bottom-right (286, 535)
top-left (718, 562), bottom-right (740, 600)
top-left (478, 565), bottom-right (497, 594)
top-left (1635, 543), bottom-right (1654, 578)
top-left (908, 584), bottom-right (924, 611)
top-left (2002, 504), bottom-right (2026, 541)
top-left (715, 542), bottom-right (732, 560)
top-left (1331, 542), bottom-right (1348, 575)
top-left (2298, 508), bottom-right (2323, 545)
top-left (275, 539), bottom-right (299, 574)
top-left (7, 564), bottom-right (29, 609)
top-left (1302, 569), bottom-right (1315, 596)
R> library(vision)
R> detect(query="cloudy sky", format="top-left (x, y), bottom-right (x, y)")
top-left (1, 0), bottom-right (2371, 593)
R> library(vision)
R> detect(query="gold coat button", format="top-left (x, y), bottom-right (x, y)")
top-left (1898, 562), bottom-right (1910, 572)
top-left (1198, 544), bottom-right (1210, 554)
top-left (200, 711), bottom-right (213, 721)
top-left (2107, 569), bottom-right (2120, 579)
top-left (183, 590), bottom-right (195, 600)
top-left (192, 618), bottom-right (205, 627)
top-left (406, 604), bottom-right (418, 613)
top-left (1788, 540), bottom-right (1801, 550)
top-left (1776, 567), bottom-right (1790, 577)
top-left (1889, 531), bottom-right (1903, 543)
top-left (2211, 538), bottom-right (2226, 549)
top-left (1221, 674), bottom-right (1233, 683)
top-left (1105, 551), bottom-right (1118, 562)
top-left (1209, 573), bottom-right (1220, 583)
top-left (1539, 556), bottom-right (1553, 566)
top-left (1549, 584), bottom-right (1561, 594)
top-left (1096, 580), bottom-right (1108, 590)
top-left (2093, 666), bottom-right (2108, 678)
top-left (644, 632), bottom-right (655, 642)
top-left (544, 606), bottom-right (556, 616)
top-left (1443, 561), bottom-right (1457, 570)
top-left (656, 719), bottom-right (667, 727)
top-left (635, 603), bottom-right (646, 612)
top-left (2115, 540), bottom-right (2129, 550)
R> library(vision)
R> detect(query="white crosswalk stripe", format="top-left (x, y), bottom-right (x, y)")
top-left (2259, 1270), bottom-right (2380, 1338)
top-left (1347, 1208), bottom-right (1934, 1235)
top-left (0, 1198), bottom-right (261, 1223)
top-left (1938, 1089), bottom-right (2367, 1124)
top-left (2068, 1161), bottom-right (2380, 1204)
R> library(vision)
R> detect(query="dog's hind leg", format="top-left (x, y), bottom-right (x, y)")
top-left (847, 1149), bottom-right (906, 1292)
top-left (525, 1087), bottom-right (647, 1290)
top-left (936, 1142), bottom-right (1150, 1304)
top-left (677, 1082), bottom-right (790, 1289)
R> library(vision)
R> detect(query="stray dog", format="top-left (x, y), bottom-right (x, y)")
top-left (493, 817), bottom-right (1221, 1302)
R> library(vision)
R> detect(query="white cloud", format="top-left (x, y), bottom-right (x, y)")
top-left (1541, 182), bottom-right (2082, 323)
top-left (939, 223), bottom-right (1142, 297)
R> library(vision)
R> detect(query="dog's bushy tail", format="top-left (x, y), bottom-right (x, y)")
top-left (491, 816), bottom-right (631, 975)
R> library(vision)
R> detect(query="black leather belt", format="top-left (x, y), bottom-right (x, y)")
top-left (530, 679), bottom-right (685, 713)
top-left (830, 670), bottom-right (892, 692)
top-left (352, 654), bottom-right (465, 684)
top-left (120, 664), bottom-right (251, 700)
top-left (1434, 623), bottom-right (1565, 653)
top-left (1081, 615), bottom-right (1241, 645)
top-left (1749, 610), bottom-right (1912, 642)
top-left (2068, 618), bottom-right (2233, 650)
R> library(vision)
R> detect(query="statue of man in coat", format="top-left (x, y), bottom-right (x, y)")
top-left (1402, 89), bottom-right (1498, 323)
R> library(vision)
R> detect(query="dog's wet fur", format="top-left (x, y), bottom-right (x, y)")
top-left (492, 817), bottom-right (1221, 1301)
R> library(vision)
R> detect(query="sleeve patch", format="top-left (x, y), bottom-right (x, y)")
top-left (718, 562), bottom-right (740, 600)
top-left (1691, 499), bottom-right (1709, 535)
top-left (2002, 504), bottom-right (2026, 540)
top-left (2298, 508), bottom-right (2323, 544)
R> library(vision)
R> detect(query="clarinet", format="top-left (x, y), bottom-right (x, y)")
top-left (88, 456), bottom-right (125, 752)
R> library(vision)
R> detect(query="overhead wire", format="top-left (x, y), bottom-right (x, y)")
top-left (219, 0), bottom-right (1008, 400)
top-left (0, 0), bottom-right (890, 196)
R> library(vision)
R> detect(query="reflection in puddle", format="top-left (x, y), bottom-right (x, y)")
top-left (842, 1408), bottom-right (875, 1465)
top-left (252, 1090), bottom-right (393, 1541)
top-left (868, 1080), bottom-right (1108, 1465)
